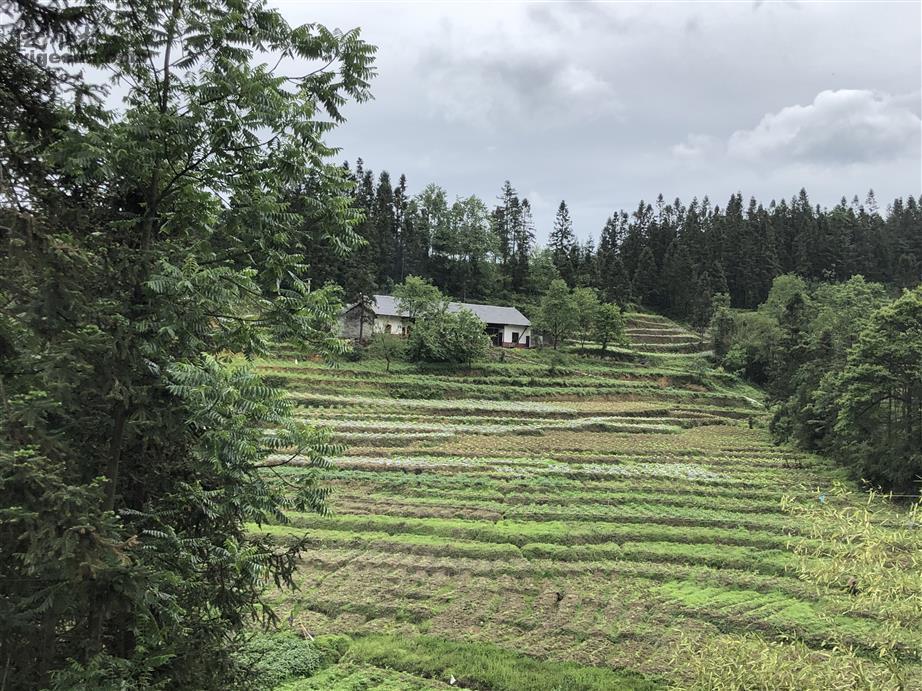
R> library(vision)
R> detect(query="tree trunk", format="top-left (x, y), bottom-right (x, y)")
top-left (104, 403), bottom-right (128, 513)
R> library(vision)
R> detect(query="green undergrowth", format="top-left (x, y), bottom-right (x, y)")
top-left (277, 633), bottom-right (659, 691)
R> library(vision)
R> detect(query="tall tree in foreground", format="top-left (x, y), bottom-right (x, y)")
top-left (0, 2), bottom-right (374, 688)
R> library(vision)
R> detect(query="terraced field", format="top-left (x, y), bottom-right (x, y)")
top-left (624, 312), bottom-right (709, 355)
top-left (255, 316), bottom-right (921, 690)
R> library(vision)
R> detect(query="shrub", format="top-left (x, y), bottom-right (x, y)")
top-left (310, 634), bottom-right (352, 667)
top-left (406, 307), bottom-right (490, 366)
top-left (236, 632), bottom-right (320, 689)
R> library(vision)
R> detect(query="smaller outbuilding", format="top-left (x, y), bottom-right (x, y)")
top-left (340, 294), bottom-right (533, 347)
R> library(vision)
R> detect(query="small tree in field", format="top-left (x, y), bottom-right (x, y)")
top-left (594, 303), bottom-right (627, 352)
top-left (572, 287), bottom-right (600, 347)
top-left (393, 275), bottom-right (443, 319)
top-left (535, 279), bottom-right (577, 349)
top-left (368, 332), bottom-right (406, 372)
top-left (709, 292), bottom-right (734, 358)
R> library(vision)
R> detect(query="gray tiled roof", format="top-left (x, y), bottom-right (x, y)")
top-left (366, 294), bottom-right (529, 326)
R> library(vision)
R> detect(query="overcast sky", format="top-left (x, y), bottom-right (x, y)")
top-left (276, 1), bottom-right (921, 242)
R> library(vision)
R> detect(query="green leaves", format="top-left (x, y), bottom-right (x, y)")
top-left (593, 302), bottom-right (626, 353)
top-left (0, 0), bottom-right (374, 686)
top-left (406, 307), bottom-right (491, 366)
top-left (832, 287), bottom-right (922, 492)
top-left (534, 279), bottom-right (577, 349)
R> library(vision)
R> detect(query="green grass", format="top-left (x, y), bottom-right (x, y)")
top-left (298, 634), bottom-right (660, 691)
top-left (278, 662), bottom-right (457, 690)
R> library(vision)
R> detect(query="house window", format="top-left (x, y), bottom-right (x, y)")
top-left (384, 324), bottom-right (392, 334)
top-left (512, 331), bottom-right (519, 344)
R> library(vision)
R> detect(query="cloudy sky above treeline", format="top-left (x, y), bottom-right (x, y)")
top-left (277, 1), bottom-right (921, 241)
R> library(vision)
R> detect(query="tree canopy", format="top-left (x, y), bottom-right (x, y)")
top-left (716, 276), bottom-right (920, 494)
top-left (834, 287), bottom-right (922, 492)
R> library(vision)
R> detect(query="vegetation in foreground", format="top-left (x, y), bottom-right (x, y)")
top-left (0, 2), bottom-right (373, 688)
top-left (275, 634), bottom-right (656, 691)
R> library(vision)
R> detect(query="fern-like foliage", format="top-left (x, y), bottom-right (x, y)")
top-left (0, 0), bottom-right (374, 687)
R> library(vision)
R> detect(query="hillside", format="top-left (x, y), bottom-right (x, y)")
top-left (255, 315), bottom-right (921, 690)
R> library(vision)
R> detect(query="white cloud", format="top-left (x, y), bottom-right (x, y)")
top-left (728, 89), bottom-right (921, 164)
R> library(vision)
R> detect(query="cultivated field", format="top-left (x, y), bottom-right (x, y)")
top-left (255, 315), bottom-right (921, 690)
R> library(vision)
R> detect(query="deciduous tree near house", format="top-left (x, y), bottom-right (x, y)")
top-left (535, 279), bottom-right (577, 349)
top-left (393, 275), bottom-right (444, 319)
top-left (594, 303), bottom-right (627, 353)
top-left (572, 286), bottom-right (600, 347)
top-left (406, 307), bottom-right (490, 366)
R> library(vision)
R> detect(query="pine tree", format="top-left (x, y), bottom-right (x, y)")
top-left (495, 181), bottom-right (518, 268)
top-left (374, 172), bottom-right (397, 286)
top-left (511, 198), bottom-right (535, 292)
top-left (402, 197), bottom-right (430, 279)
top-left (394, 173), bottom-right (410, 280)
top-left (663, 240), bottom-right (696, 319)
top-left (550, 200), bottom-right (577, 285)
top-left (632, 246), bottom-right (660, 307)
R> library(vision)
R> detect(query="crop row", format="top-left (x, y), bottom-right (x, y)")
top-left (309, 467), bottom-right (833, 503)
top-left (329, 481), bottom-right (790, 515)
top-left (302, 416), bottom-right (688, 436)
top-left (261, 522), bottom-right (796, 577)
top-left (330, 497), bottom-right (797, 534)
top-left (283, 512), bottom-right (798, 553)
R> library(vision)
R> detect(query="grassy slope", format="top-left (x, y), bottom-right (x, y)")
top-left (256, 315), bottom-right (921, 690)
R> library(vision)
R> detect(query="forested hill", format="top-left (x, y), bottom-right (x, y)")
top-left (298, 164), bottom-right (921, 324)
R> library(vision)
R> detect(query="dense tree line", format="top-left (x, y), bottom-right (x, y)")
top-left (303, 165), bottom-right (921, 324)
top-left (714, 276), bottom-right (922, 495)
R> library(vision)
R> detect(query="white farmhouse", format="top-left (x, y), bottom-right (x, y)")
top-left (340, 294), bottom-right (533, 347)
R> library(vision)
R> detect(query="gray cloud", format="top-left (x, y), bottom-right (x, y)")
top-left (416, 23), bottom-right (620, 130)
top-left (672, 134), bottom-right (721, 160)
top-left (525, 2), bottom-right (640, 35)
